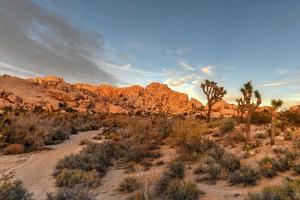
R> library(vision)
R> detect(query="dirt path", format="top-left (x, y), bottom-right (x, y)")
top-left (0, 130), bottom-right (101, 200)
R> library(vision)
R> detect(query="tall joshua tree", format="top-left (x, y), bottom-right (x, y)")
top-left (240, 82), bottom-right (261, 142)
top-left (201, 80), bottom-right (226, 122)
top-left (236, 98), bottom-right (246, 122)
top-left (270, 99), bottom-right (283, 145)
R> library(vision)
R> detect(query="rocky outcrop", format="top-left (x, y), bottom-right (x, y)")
top-left (0, 75), bottom-right (240, 117)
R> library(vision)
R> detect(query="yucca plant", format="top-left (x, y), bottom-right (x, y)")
top-left (201, 80), bottom-right (226, 122)
top-left (239, 82), bottom-right (261, 142)
top-left (270, 99), bottom-right (283, 145)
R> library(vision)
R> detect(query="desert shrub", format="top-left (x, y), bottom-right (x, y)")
top-left (47, 187), bottom-right (96, 200)
top-left (154, 161), bottom-right (185, 196)
top-left (259, 156), bottom-right (277, 178)
top-left (5, 114), bottom-right (56, 148)
top-left (206, 162), bottom-right (222, 181)
top-left (280, 110), bottom-right (300, 126)
top-left (274, 156), bottom-right (294, 172)
top-left (55, 169), bottom-right (99, 188)
top-left (165, 180), bottom-right (202, 200)
top-left (228, 132), bottom-right (246, 143)
top-left (0, 177), bottom-right (33, 200)
top-left (118, 177), bottom-right (141, 193)
top-left (229, 166), bottom-right (260, 186)
top-left (246, 178), bottom-right (300, 200)
top-left (55, 142), bottom-right (120, 177)
top-left (251, 110), bottom-right (272, 125)
top-left (44, 129), bottom-right (69, 145)
top-left (283, 131), bottom-right (293, 140)
top-left (4, 144), bottom-right (25, 155)
top-left (219, 119), bottom-right (235, 134)
top-left (155, 174), bottom-right (173, 196)
top-left (167, 161), bottom-right (185, 179)
top-left (219, 152), bottom-right (241, 172)
top-left (170, 120), bottom-right (216, 159)
top-left (69, 127), bottom-right (78, 135)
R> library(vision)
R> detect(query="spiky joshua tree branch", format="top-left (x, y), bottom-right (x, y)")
top-left (201, 80), bottom-right (226, 122)
top-left (239, 81), bottom-right (261, 142)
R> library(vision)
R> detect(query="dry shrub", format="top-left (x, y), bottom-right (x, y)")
top-left (166, 180), bottom-right (202, 200)
top-left (55, 169), bottom-right (99, 188)
top-left (219, 119), bottom-right (235, 134)
top-left (170, 120), bottom-right (216, 160)
top-left (0, 173), bottom-right (33, 200)
top-left (47, 187), bottom-right (97, 200)
top-left (118, 177), bottom-right (141, 193)
top-left (246, 179), bottom-right (300, 200)
top-left (4, 144), bottom-right (25, 155)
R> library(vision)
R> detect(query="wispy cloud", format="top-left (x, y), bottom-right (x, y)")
top-left (261, 82), bottom-right (286, 87)
top-left (201, 65), bottom-right (214, 75)
top-left (177, 60), bottom-right (194, 71)
top-left (166, 75), bottom-right (194, 86)
top-left (101, 62), bottom-right (165, 77)
top-left (165, 47), bottom-right (191, 56)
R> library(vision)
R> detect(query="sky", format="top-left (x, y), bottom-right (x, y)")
top-left (0, 0), bottom-right (300, 107)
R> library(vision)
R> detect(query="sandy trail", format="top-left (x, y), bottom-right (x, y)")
top-left (0, 130), bottom-right (101, 200)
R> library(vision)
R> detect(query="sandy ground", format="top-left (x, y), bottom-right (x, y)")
top-left (0, 130), bottom-right (101, 200)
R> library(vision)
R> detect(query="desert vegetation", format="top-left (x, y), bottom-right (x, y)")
top-left (1, 78), bottom-right (300, 200)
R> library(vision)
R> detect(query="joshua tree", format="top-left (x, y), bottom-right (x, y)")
top-left (239, 81), bottom-right (261, 142)
top-left (236, 98), bottom-right (246, 122)
top-left (201, 80), bottom-right (226, 122)
top-left (270, 99), bottom-right (283, 145)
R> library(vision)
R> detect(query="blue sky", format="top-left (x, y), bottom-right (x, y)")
top-left (1, 0), bottom-right (300, 106)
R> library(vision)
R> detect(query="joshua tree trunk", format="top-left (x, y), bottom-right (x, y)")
top-left (271, 111), bottom-right (276, 145)
top-left (246, 113), bottom-right (251, 142)
top-left (207, 104), bottom-right (212, 122)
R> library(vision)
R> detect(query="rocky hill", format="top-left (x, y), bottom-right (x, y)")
top-left (0, 75), bottom-right (205, 115)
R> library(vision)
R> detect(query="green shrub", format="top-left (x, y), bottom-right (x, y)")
top-left (167, 161), bottom-right (185, 179)
top-left (118, 177), bottom-right (141, 193)
top-left (166, 181), bottom-right (202, 200)
top-left (246, 179), bottom-right (300, 200)
top-left (259, 156), bottom-right (277, 178)
top-left (274, 156), bottom-right (293, 172)
top-left (219, 119), bottom-right (235, 134)
top-left (0, 179), bottom-right (33, 200)
top-left (55, 169), bottom-right (99, 188)
top-left (229, 166), bottom-right (260, 186)
top-left (55, 142), bottom-right (119, 176)
top-left (228, 132), bottom-right (246, 143)
top-left (70, 127), bottom-right (78, 135)
top-left (47, 187), bottom-right (96, 200)
top-left (206, 162), bottom-right (222, 182)
top-left (44, 129), bottom-right (69, 145)
top-left (219, 152), bottom-right (240, 172)
top-left (251, 110), bottom-right (272, 125)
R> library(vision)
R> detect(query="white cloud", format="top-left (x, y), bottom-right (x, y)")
top-left (100, 61), bottom-right (165, 77)
top-left (177, 60), bottom-right (194, 71)
top-left (201, 65), bottom-right (214, 75)
top-left (166, 75), bottom-right (194, 86)
top-left (0, 61), bottom-right (43, 77)
top-left (261, 82), bottom-right (286, 87)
